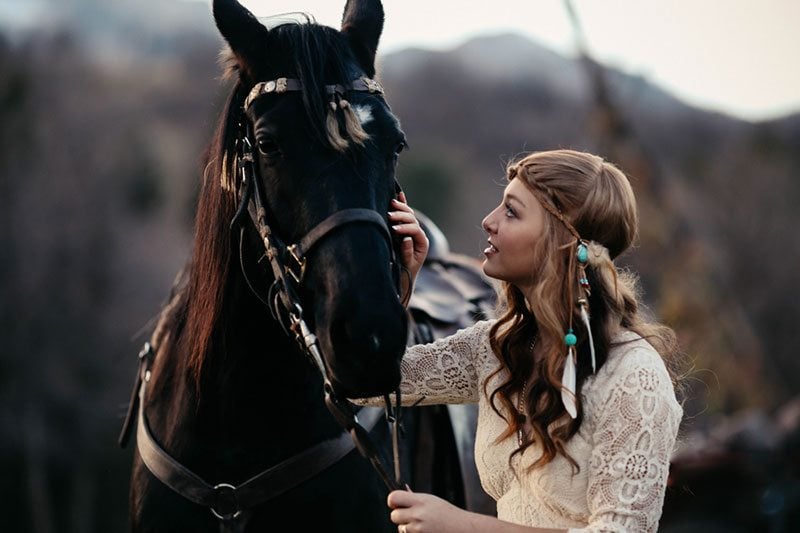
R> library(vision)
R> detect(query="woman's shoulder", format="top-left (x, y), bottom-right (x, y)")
top-left (605, 329), bottom-right (671, 377)
top-left (583, 329), bottom-right (680, 412)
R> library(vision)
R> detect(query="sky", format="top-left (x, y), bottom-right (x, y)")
top-left (204, 0), bottom-right (800, 122)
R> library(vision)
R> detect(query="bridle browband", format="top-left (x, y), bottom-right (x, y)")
top-left (120, 75), bottom-right (409, 527)
top-left (244, 75), bottom-right (385, 109)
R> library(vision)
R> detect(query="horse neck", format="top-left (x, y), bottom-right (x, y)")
top-left (150, 262), bottom-right (344, 473)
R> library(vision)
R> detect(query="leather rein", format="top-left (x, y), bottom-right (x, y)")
top-left (119, 75), bottom-right (408, 525)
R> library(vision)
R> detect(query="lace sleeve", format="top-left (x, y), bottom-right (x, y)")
top-left (352, 320), bottom-right (495, 407)
top-left (574, 345), bottom-right (682, 533)
top-left (398, 319), bottom-right (495, 405)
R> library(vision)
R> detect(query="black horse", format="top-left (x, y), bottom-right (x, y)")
top-left (120, 1), bottom-right (499, 530)
top-left (123, 1), bottom-right (417, 531)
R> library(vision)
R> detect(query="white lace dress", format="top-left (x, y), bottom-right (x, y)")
top-left (391, 319), bottom-right (682, 532)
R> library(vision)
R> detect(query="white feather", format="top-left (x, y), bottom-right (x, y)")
top-left (580, 304), bottom-right (596, 373)
top-left (561, 347), bottom-right (577, 418)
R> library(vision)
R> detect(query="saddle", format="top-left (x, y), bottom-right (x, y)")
top-left (406, 212), bottom-right (497, 515)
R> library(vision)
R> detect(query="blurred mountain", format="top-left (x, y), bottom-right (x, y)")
top-left (379, 32), bottom-right (749, 247)
top-left (0, 0), bottom-right (218, 60)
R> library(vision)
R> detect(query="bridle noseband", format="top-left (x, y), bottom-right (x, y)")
top-left (120, 74), bottom-right (409, 528)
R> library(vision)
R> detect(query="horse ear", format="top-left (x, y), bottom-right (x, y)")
top-left (213, 0), bottom-right (269, 79)
top-left (341, 0), bottom-right (384, 76)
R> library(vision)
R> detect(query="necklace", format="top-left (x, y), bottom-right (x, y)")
top-left (517, 337), bottom-right (536, 447)
top-left (517, 378), bottom-right (528, 447)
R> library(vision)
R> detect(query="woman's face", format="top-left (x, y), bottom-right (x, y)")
top-left (481, 178), bottom-right (547, 290)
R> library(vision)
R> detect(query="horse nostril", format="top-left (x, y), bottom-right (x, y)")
top-left (329, 314), bottom-right (404, 361)
top-left (326, 309), bottom-right (406, 397)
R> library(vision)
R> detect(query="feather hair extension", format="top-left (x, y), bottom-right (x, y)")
top-left (561, 347), bottom-right (578, 419)
top-left (580, 303), bottom-right (596, 373)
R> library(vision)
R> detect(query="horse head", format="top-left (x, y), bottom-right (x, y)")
top-left (212, 0), bottom-right (408, 398)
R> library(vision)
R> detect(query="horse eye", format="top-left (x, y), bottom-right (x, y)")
top-left (257, 138), bottom-right (281, 157)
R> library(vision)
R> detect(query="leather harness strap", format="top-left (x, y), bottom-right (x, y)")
top-left (129, 342), bottom-right (384, 520)
top-left (295, 208), bottom-right (390, 259)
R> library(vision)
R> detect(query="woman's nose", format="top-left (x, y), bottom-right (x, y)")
top-left (482, 210), bottom-right (495, 233)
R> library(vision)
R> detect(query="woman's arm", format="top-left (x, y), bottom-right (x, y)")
top-left (351, 320), bottom-right (495, 407)
top-left (579, 346), bottom-right (682, 532)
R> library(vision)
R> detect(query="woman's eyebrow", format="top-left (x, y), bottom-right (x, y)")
top-left (504, 193), bottom-right (526, 208)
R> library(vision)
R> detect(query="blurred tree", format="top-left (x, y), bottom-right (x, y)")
top-left (0, 18), bottom-right (219, 529)
top-left (121, 134), bottom-right (164, 217)
top-left (398, 155), bottom-right (457, 229)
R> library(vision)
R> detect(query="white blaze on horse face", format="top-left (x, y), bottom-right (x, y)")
top-left (352, 104), bottom-right (373, 126)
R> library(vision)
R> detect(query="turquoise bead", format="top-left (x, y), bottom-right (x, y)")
top-left (577, 243), bottom-right (589, 264)
top-left (565, 330), bottom-right (577, 346)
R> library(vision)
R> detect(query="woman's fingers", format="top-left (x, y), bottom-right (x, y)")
top-left (389, 206), bottom-right (424, 239)
top-left (401, 234), bottom-right (414, 254)
top-left (388, 211), bottom-right (418, 225)
top-left (387, 489), bottom-right (416, 509)
top-left (389, 508), bottom-right (413, 525)
top-left (387, 194), bottom-right (429, 306)
top-left (391, 198), bottom-right (413, 213)
top-left (390, 223), bottom-right (421, 236)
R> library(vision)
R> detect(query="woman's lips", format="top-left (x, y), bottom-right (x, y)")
top-left (484, 243), bottom-right (498, 256)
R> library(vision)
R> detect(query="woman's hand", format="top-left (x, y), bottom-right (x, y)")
top-left (388, 490), bottom-right (476, 533)
top-left (389, 192), bottom-right (429, 305)
top-left (388, 489), bottom-right (552, 533)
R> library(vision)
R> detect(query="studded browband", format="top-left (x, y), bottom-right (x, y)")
top-left (244, 76), bottom-right (384, 110)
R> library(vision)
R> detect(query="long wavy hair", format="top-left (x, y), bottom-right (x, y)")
top-left (485, 149), bottom-right (680, 471)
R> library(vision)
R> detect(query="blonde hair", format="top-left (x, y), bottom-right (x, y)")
top-left (485, 149), bottom-right (679, 471)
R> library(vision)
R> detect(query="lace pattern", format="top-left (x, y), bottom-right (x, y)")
top-left (395, 320), bottom-right (498, 405)
top-left (356, 321), bottom-right (682, 531)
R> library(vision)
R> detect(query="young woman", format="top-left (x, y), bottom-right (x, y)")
top-left (384, 149), bottom-right (683, 532)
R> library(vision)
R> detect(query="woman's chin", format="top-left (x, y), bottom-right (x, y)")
top-left (481, 260), bottom-right (498, 280)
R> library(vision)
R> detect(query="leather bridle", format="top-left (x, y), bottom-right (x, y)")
top-left (120, 75), bottom-right (409, 527)
top-left (234, 74), bottom-right (408, 487)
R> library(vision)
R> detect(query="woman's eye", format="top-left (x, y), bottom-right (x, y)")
top-left (257, 138), bottom-right (281, 157)
top-left (505, 204), bottom-right (515, 217)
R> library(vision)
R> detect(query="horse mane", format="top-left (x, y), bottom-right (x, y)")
top-left (155, 20), bottom-right (365, 394)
